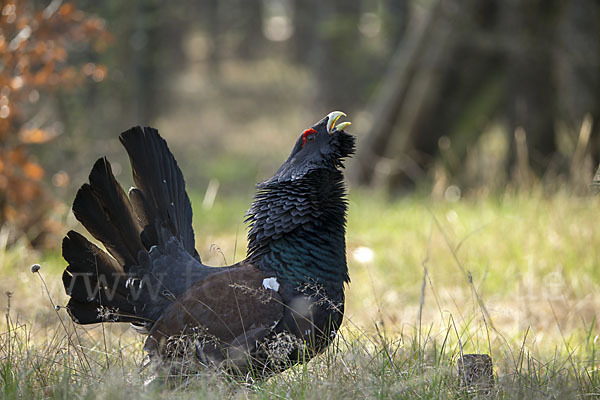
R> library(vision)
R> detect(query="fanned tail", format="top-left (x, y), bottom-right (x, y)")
top-left (119, 126), bottom-right (200, 261)
top-left (72, 158), bottom-right (145, 268)
top-left (62, 157), bottom-right (148, 324)
top-left (62, 231), bottom-right (142, 325)
top-left (62, 127), bottom-right (207, 327)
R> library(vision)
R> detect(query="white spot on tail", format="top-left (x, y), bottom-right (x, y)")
top-left (262, 277), bottom-right (280, 292)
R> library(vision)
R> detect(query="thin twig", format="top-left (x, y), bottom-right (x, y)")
top-left (32, 264), bottom-right (92, 373)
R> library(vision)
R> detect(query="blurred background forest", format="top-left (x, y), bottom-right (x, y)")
top-left (0, 0), bottom-right (599, 248)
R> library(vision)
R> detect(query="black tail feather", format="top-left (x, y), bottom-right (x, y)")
top-left (62, 230), bottom-right (142, 324)
top-left (128, 187), bottom-right (159, 250)
top-left (62, 127), bottom-right (204, 327)
top-left (72, 158), bottom-right (145, 268)
top-left (119, 127), bottom-right (200, 261)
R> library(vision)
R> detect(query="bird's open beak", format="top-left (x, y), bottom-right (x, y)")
top-left (326, 111), bottom-right (351, 134)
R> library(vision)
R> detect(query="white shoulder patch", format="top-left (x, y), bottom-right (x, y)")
top-left (262, 277), bottom-right (280, 292)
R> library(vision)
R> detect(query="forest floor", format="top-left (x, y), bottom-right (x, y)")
top-left (1, 191), bottom-right (599, 399)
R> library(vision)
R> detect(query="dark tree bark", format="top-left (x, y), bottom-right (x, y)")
top-left (236, 0), bottom-right (264, 59)
top-left (351, 0), bottom-right (453, 187)
top-left (205, 0), bottom-right (222, 76)
top-left (384, 0), bottom-right (409, 49)
top-left (555, 0), bottom-right (600, 171)
top-left (501, 0), bottom-right (560, 177)
top-left (353, 0), bottom-right (599, 192)
top-left (312, 0), bottom-right (362, 113)
top-left (291, 0), bottom-right (318, 64)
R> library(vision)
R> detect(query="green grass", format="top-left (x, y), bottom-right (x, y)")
top-left (1, 191), bottom-right (599, 398)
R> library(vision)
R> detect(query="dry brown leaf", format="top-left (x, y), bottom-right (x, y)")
top-left (19, 128), bottom-right (57, 144)
top-left (22, 161), bottom-right (44, 180)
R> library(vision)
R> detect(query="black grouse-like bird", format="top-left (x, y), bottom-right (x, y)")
top-left (61, 111), bottom-right (355, 378)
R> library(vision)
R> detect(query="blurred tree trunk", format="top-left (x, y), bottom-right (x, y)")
top-left (205, 0), bottom-right (222, 76)
top-left (383, 0), bottom-right (409, 49)
top-left (403, 1), bottom-right (503, 187)
top-left (310, 0), bottom-right (408, 114)
top-left (555, 0), bottom-right (600, 134)
top-left (555, 0), bottom-right (600, 175)
top-left (312, 0), bottom-right (361, 113)
top-left (501, 0), bottom-right (559, 178)
top-left (53, 0), bottom-right (192, 184)
top-left (132, 1), bottom-right (160, 124)
top-left (131, 1), bottom-right (188, 123)
top-left (351, 0), bottom-right (458, 188)
top-left (291, 0), bottom-right (318, 63)
top-left (352, 0), bottom-right (600, 192)
top-left (236, 0), bottom-right (264, 59)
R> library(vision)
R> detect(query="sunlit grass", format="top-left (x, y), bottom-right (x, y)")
top-left (1, 191), bottom-right (599, 398)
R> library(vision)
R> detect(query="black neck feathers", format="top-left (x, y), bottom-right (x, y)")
top-left (245, 169), bottom-right (349, 290)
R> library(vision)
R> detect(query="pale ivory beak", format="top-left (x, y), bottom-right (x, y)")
top-left (326, 111), bottom-right (351, 134)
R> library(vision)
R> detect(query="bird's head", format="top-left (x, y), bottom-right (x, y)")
top-left (263, 111), bottom-right (356, 185)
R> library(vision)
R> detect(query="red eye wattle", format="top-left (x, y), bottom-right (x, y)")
top-left (301, 128), bottom-right (318, 147)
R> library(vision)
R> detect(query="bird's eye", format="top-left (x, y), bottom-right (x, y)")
top-left (301, 128), bottom-right (318, 147)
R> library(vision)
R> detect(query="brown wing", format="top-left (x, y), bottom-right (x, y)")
top-left (144, 264), bottom-right (283, 371)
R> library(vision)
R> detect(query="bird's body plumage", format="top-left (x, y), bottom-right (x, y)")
top-left (61, 113), bottom-right (355, 378)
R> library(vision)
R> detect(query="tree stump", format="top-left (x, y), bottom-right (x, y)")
top-left (457, 353), bottom-right (494, 395)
